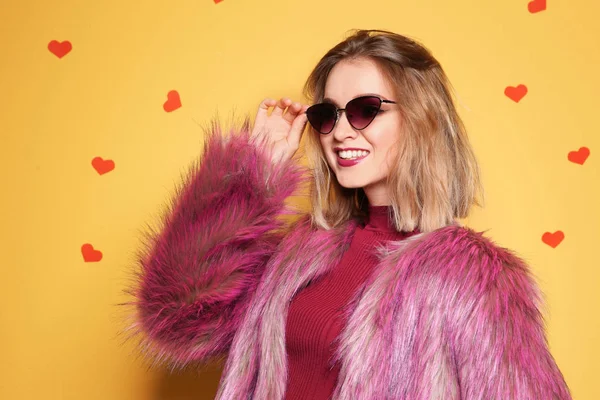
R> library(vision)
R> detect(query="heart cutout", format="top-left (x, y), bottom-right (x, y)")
top-left (505, 84), bottom-right (528, 102)
top-left (163, 90), bottom-right (182, 112)
top-left (92, 157), bottom-right (115, 175)
top-left (528, 0), bottom-right (547, 13)
top-left (81, 243), bottom-right (103, 262)
top-left (542, 231), bottom-right (564, 248)
top-left (568, 146), bottom-right (590, 165)
top-left (48, 40), bottom-right (72, 58)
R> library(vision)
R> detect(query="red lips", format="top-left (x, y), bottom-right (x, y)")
top-left (337, 152), bottom-right (369, 167)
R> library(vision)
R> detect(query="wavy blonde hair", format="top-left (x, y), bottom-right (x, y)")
top-left (301, 29), bottom-right (485, 233)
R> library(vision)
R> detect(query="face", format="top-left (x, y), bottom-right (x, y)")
top-left (318, 58), bottom-right (402, 206)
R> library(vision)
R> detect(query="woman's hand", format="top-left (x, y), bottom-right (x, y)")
top-left (250, 97), bottom-right (310, 165)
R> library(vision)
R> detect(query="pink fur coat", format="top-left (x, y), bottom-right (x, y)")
top-left (124, 120), bottom-right (572, 399)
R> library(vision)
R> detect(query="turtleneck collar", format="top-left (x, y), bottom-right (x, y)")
top-left (364, 205), bottom-right (396, 232)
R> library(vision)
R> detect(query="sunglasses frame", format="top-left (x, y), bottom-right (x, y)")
top-left (305, 95), bottom-right (397, 134)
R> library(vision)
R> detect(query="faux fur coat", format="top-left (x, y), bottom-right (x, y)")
top-left (124, 120), bottom-right (572, 400)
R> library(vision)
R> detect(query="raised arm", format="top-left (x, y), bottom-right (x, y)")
top-left (121, 116), bottom-right (309, 370)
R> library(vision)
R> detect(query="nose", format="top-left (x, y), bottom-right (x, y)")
top-left (332, 111), bottom-right (358, 141)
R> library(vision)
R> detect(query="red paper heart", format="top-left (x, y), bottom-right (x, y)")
top-left (214, 0), bottom-right (224, 3)
top-left (91, 157), bottom-right (115, 175)
top-left (528, 0), bottom-right (547, 13)
top-left (542, 231), bottom-right (564, 248)
top-left (48, 40), bottom-right (72, 58)
top-left (505, 84), bottom-right (528, 102)
top-left (568, 146), bottom-right (590, 165)
top-left (81, 243), bottom-right (103, 262)
top-left (163, 90), bottom-right (182, 112)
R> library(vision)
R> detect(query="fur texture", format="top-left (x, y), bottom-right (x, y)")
top-left (121, 118), bottom-right (310, 370)
top-left (213, 220), bottom-right (572, 400)
top-left (122, 122), bottom-right (572, 399)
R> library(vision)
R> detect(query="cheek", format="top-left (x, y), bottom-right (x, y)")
top-left (319, 136), bottom-right (332, 157)
top-left (382, 140), bottom-right (400, 169)
top-left (319, 134), bottom-right (330, 148)
top-left (370, 136), bottom-right (400, 169)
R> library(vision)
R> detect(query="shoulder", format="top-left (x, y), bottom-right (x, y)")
top-left (404, 224), bottom-right (543, 305)
top-left (412, 224), bottom-right (532, 273)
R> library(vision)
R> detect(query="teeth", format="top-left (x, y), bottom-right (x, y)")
top-left (338, 150), bottom-right (369, 160)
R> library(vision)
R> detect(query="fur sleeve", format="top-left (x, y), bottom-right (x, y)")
top-left (121, 117), bottom-right (309, 370)
top-left (449, 230), bottom-right (573, 399)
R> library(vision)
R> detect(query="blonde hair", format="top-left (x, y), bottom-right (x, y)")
top-left (301, 29), bottom-right (485, 233)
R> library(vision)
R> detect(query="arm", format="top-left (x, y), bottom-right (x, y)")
top-left (122, 117), bottom-right (308, 370)
top-left (450, 244), bottom-right (573, 399)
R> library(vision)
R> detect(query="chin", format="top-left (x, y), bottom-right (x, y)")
top-left (335, 175), bottom-right (365, 189)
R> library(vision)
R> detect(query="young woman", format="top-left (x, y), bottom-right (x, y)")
top-left (124, 29), bottom-right (572, 399)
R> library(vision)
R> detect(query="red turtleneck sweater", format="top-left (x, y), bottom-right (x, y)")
top-left (284, 205), bottom-right (419, 400)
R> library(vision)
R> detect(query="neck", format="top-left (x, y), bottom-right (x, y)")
top-left (364, 204), bottom-right (395, 232)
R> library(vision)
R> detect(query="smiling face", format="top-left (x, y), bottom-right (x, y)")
top-left (319, 57), bottom-right (402, 206)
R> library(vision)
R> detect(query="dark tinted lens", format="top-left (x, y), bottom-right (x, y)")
top-left (346, 96), bottom-right (381, 129)
top-left (306, 103), bottom-right (337, 134)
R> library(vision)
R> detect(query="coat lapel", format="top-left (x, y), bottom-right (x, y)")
top-left (331, 224), bottom-right (462, 400)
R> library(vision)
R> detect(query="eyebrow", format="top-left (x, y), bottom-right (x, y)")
top-left (322, 93), bottom-right (392, 106)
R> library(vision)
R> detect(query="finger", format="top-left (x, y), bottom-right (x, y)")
top-left (272, 97), bottom-right (290, 117)
top-left (286, 110), bottom-right (309, 150)
top-left (283, 102), bottom-right (302, 124)
top-left (252, 98), bottom-right (276, 137)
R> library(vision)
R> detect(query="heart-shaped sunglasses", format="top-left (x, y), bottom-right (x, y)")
top-left (305, 95), bottom-right (397, 134)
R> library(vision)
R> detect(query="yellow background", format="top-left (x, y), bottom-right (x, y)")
top-left (1, 0), bottom-right (597, 398)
